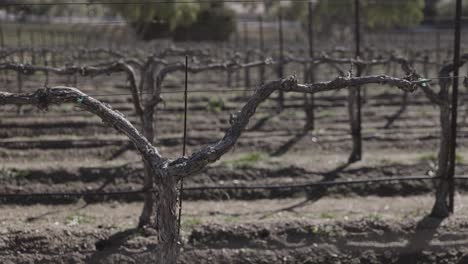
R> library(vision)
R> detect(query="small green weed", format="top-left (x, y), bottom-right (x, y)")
top-left (223, 215), bottom-right (240, 223)
top-left (182, 217), bottom-right (203, 230)
top-left (418, 153), bottom-right (437, 163)
top-left (223, 152), bottom-right (267, 168)
top-left (367, 213), bottom-right (383, 222)
top-left (206, 97), bottom-right (225, 113)
top-left (65, 213), bottom-right (95, 226)
top-left (319, 212), bottom-right (336, 219)
top-left (419, 153), bottom-right (463, 165)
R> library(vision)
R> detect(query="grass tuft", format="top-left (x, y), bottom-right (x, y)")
top-left (223, 152), bottom-right (268, 168)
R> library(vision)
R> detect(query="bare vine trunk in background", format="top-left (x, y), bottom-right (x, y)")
top-left (244, 51), bottom-right (251, 89)
top-left (303, 63), bottom-right (315, 131)
top-left (348, 63), bottom-right (363, 162)
top-left (424, 55), bottom-right (468, 218)
top-left (347, 85), bottom-right (362, 162)
top-left (432, 96), bottom-right (451, 217)
top-left (430, 61), bottom-right (458, 218)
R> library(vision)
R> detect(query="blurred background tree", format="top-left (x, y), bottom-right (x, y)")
top-left (173, 2), bottom-right (236, 41)
top-left (1, 0), bottom-right (68, 21)
top-left (436, 0), bottom-right (468, 19)
top-left (266, 0), bottom-right (425, 32)
top-left (0, 0), bottom-right (236, 41)
top-left (1, 0), bottom-right (455, 42)
top-left (104, 0), bottom-right (199, 40)
top-left (104, 0), bottom-right (236, 41)
top-left (0, 0), bottom-right (106, 21)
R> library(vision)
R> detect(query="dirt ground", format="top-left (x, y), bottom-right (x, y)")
top-left (2, 64), bottom-right (468, 263)
top-left (1, 195), bottom-right (468, 263)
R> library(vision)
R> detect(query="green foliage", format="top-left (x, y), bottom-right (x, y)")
top-left (418, 153), bottom-right (438, 163)
top-left (418, 153), bottom-right (464, 164)
top-left (106, 0), bottom-right (199, 29)
top-left (182, 217), bottom-right (203, 230)
top-left (223, 215), bottom-right (240, 223)
top-left (224, 152), bottom-right (268, 168)
top-left (206, 97), bottom-right (225, 113)
top-left (173, 5), bottom-right (236, 42)
top-left (105, 0), bottom-right (236, 41)
top-left (1, 0), bottom-right (55, 18)
top-left (309, 225), bottom-right (346, 237)
top-left (270, 0), bottom-right (425, 29)
top-left (0, 0), bottom-right (104, 20)
top-left (367, 213), bottom-right (383, 222)
top-left (319, 212), bottom-right (337, 219)
top-left (65, 213), bottom-right (95, 225)
top-left (436, 0), bottom-right (468, 18)
top-left (104, 0), bottom-right (199, 40)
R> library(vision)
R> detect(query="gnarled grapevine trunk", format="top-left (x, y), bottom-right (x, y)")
top-left (428, 55), bottom-right (468, 217)
top-left (303, 62), bottom-right (315, 131)
top-left (431, 99), bottom-right (451, 217)
top-left (431, 74), bottom-right (452, 217)
top-left (1, 74), bottom-right (420, 263)
top-left (154, 175), bottom-right (179, 263)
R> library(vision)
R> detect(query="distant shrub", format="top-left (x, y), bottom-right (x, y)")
top-left (173, 6), bottom-right (236, 42)
top-left (128, 5), bottom-right (236, 42)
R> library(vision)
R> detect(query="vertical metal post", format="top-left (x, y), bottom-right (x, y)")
top-left (41, 28), bottom-right (46, 49)
top-left (68, 10), bottom-right (72, 24)
top-left (43, 50), bottom-right (49, 86)
top-left (16, 27), bottom-right (23, 115)
top-left (244, 21), bottom-right (250, 89)
top-left (243, 21), bottom-right (249, 49)
top-left (349, 0), bottom-right (362, 162)
top-left (354, 0), bottom-right (361, 66)
top-left (277, 9), bottom-right (285, 112)
top-left (234, 29), bottom-right (240, 86)
top-left (0, 25), bottom-right (5, 85)
top-left (178, 55), bottom-right (189, 236)
top-left (436, 30), bottom-right (441, 68)
top-left (448, 0), bottom-right (462, 213)
top-left (258, 16), bottom-right (265, 84)
top-left (423, 52), bottom-right (429, 77)
top-left (16, 27), bottom-right (24, 62)
top-left (53, 31), bottom-right (57, 49)
top-left (305, 0), bottom-right (316, 130)
top-left (30, 30), bottom-right (36, 65)
top-left (259, 16), bottom-right (264, 51)
top-left (0, 26), bottom-right (4, 48)
top-left (16, 27), bottom-right (21, 48)
top-left (308, 1), bottom-right (315, 79)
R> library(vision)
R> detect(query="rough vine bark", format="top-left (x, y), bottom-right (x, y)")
top-left (283, 53), bottom-right (431, 134)
top-left (428, 54), bottom-right (468, 217)
top-left (0, 61), bottom-right (142, 119)
top-left (137, 58), bottom-right (273, 226)
top-left (394, 53), bottom-right (468, 217)
top-left (0, 74), bottom-right (421, 263)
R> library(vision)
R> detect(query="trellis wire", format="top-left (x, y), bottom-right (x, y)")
top-left (2, 176), bottom-right (468, 200)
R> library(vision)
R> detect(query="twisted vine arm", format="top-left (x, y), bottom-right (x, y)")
top-left (145, 58), bottom-right (274, 110)
top-left (166, 75), bottom-right (425, 179)
top-left (0, 87), bottom-right (165, 169)
top-left (0, 61), bottom-right (143, 118)
top-left (0, 74), bottom-right (425, 181)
